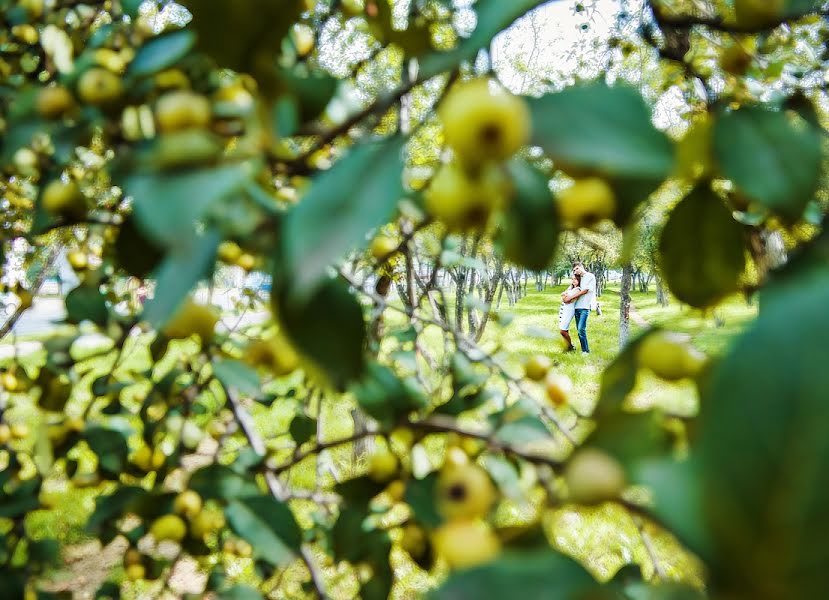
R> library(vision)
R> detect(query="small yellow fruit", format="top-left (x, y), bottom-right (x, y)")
top-left (155, 90), bottom-right (212, 133)
top-left (162, 299), bottom-right (218, 342)
top-left (67, 250), bottom-right (88, 271)
top-left (436, 463), bottom-right (497, 520)
top-left (544, 372), bottom-right (573, 407)
top-left (77, 68), bottom-right (123, 106)
top-left (557, 177), bottom-right (616, 228)
top-left (244, 335), bottom-right (300, 376)
top-left (154, 129), bottom-right (222, 169)
top-left (390, 427), bottom-right (415, 451)
top-left (36, 85), bottom-right (75, 119)
top-left (217, 241), bottom-right (242, 264)
top-left (189, 507), bottom-right (226, 539)
top-left (12, 24), bottom-right (39, 44)
top-left (734, 0), bottom-right (785, 28)
top-left (173, 490), bottom-right (203, 519)
top-left (124, 548), bottom-right (142, 566)
top-left (10, 423), bottom-right (29, 439)
top-left (439, 78), bottom-right (530, 166)
top-left (370, 235), bottom-right (398, 260)
top-left (399, 524), bottom-right (427, 559)
top-left (0, 424), bottom-right (11, 444)
top-left (368, 447), bottom-right (399, 482)
top-left (386, 480), bottom-right (406, 501)
top-left (125, 563), bottom-right (146, 581)
top-left (131, 446), bottom-right (153, 470)
top-left (564, 448), bottom-right (626, 504)
top-left (432, 520), bottom-right (500, 570)
top-left (425, 162), bottom-right (505, 231)
top-left (150, 514), bottom-right (187, 542)
top-left (2, 372), bottom-right (19, 392)
top-left (235, 539), bottom-right (253, 558)
top-left (235, 253), bottom-right (256, 271)
top-left (523, 355), bottom-right (552, 381)
top-left (13, 148), bottom-right (39, 176)
top-left (41, 180), bottom-right (86, 219)
top-left (291, 24), bottom-right (315, 56)
top-left (637, 331), bottom-right (706, 381)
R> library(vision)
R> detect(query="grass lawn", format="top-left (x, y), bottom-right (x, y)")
top-left (11, 284), bottom-right (756, 594)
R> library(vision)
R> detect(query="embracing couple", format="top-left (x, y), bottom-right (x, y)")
top-left (558, 262), bottom-right (595, 355)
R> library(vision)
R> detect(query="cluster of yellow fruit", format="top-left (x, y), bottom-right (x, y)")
top-left (523, 354), bottom-right (574, 407)
top-left (150, 490), bottom-right (226, 544)
top-left (217, 240), bottom-right (257, 272)
top-left (637, 330), bottom-right (707, 381)
top-left (426, 78), bottom-right (529, 231)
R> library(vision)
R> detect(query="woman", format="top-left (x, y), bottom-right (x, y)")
top-left (559, 272), bottom-right (581, 352)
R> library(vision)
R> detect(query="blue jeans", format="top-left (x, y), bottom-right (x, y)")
top-left (574, 309), bottom-right (590, 353)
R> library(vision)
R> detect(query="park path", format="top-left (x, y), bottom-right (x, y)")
top-left (629, 302), bottom-right (650, 327)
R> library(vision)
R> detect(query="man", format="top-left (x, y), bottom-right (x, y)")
top-left (566, 262), bottom-right (595, 354)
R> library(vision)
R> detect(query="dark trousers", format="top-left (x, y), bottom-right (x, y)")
top-left (574, 308), bottom-right (590, 353)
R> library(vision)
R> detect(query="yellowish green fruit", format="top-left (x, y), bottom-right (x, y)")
top-left (291, 24), bottom-right (315, 56)
top-left (12, 24), bottom-right (39, 44)
top-left (386, 480), bottom-right (406, 502)
top-left (439, 78), bottom-right (530, 166)
top-left (244, 335), bottom-right (300, 376)
top-left (370, 235), bottom-right (398, 260)
top-left (41, 180), bottom-right (86, 219)
top-left (0, 424), bottom-right (11, 444)
top-left (436, 463), bottom-right (497, 520)
top-left (217, 241), bottom-right (243, 264)
top-left (1, 372), bottom-right (19, 392)
top-left (236, 253), bottom-right (256, 271)
top-left (173, 490), bottom-right (203, 519)
top-left (10, 423), bottom-right (29, 439)
top-left (125, 563), bottom-right (146, 581)
top-left (564, 448), bottom-right (626, 504)
top-left (523, 354), bottom-right (552, 381)
top-left (154, 130), bottom-right (222, 169)
top-left (150, 514), bottom-right (187, 542)
top-left (36, 85), bottom-right (75, 119)
top-left (67, 250), bottom-right (88, 271)
top-left (432, 519), bottom-right (500, 570)
top-left (368, 447), bottom-right (399, 482)
top-left (162, 299), bottom-right (218, 342)
top-left (674, 114), bottom-right (714, 182)
top-left (637, 331), bottom-right (706, 381)
top-left (124, 548), bottom-right (142, 566)
top-left (544, 372), bottom-right (573, 407)
top-left (13, 148), bottom-right (39, 176)
top-left (557, 177), bottom-right (617, 228)
top-left (77, 68), bottom-right (123, 106)
top-left (181, 419), bottom-right (204, 450)
top-left (189, 507), bottom-right (226, 539)
top-left (425, 162), bottom-right (505, 231)
top-left (155, 90), bottom-right (212, 133)
top-left (399, 524), bottom-right (427, 559)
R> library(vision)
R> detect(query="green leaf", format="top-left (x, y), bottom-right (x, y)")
top-left (494, 416), bottom-right (551, 445)
top-left (115, 217), bottom-right (165, 279)
top-left (698, 248), bottom-right (829, 597)
top-left (349, 362), bottom-right (425, 427)
top-left (188, 464), bottom-right (261, 500)
top-left (481, 455), bottom-right (523, 501)
top-left (218, 585), bottom-right (263, 600)
top-left (529, 83), bottom-right (675, 180)
top-left (589, 411), bottom-right (672, 466)
top-left (142, 230), bottom-right (219, 329)
top-left (335, 478), bottom-right (387, 506)
top-left (659, 187), bottom-right (746, 308)
top-left (404, 473), bottom-right (443, 528)
top-left (498, 159), bottom-right (560, 271)
top-left (288, 414), bottom-right (316, 445)
top-left (595, 329), bottom-right (650, 418)
top-left (65, 284), bottom-right (108, 327)
top-left (713, 106), bottom-right (822, 222)
top-left (273, 276), bottom-right (366, 389)
top-left (128, 30), bottom-right (196, 78)
top-left (86, 487), bottom-right (148, 534)
top-left (212, 359), bottom-right (261, 397)
top-left (84, 427), bottom-right (129, 479)
top-left (126, 162), bottom-right (250, 250)
top-left (419, 0), bottom-right (548, 79)
top-left (282, 137), bottom-right (405, 300)
top-left (225, 496), bottom-right (301, 565)
top-left (0, 477), bottom-right (41, 518)
top-left (430, 550), bottom-right (602, 599)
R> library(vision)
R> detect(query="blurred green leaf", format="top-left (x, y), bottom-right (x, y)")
top-left (529, 83), bottom-right (675, 181)
top-left (494, 416), bottom-right (551, 445)
top-left (714, 106), bottom-right (822, 222)
top-left (225, 496), bottom-right (301, 565)
top-left (288, 414), bottom-right (316, 445)
top-left (84, 427), bottom-right (129, 479)
top-left (218, 585), bottom-right (263, 600)
top-left (283, 137), bottom-right (405, 300)
top-left (128, 30), bottom-right (196, 78)
top-left (189, 464), bottom-right (260, 500)
top-left (498, 159), bottom-right (560, 271)
top-left (659, 187), bottom-right (745, 308)
top-left (65, 284), bottom-right (108, 326)
top-left (404, 473), bottom-right (443, 528)
top-left (213, 359), bottom-right (261, 397)
top-left (430, 550), bottom-right (604, 599)
top-left (86, 486), bottom-right (148, 534)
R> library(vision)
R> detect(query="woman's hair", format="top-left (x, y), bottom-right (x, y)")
top-left (570, 273), bottom-right (582, 287)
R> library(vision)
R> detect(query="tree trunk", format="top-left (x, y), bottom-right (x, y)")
top-left (655, 275), bottom-right (669, 307)
top-left (619, 263), bottom-right (633, 348)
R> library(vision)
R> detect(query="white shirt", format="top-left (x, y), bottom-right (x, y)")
top-left (574, 272), bottom-right (596, 310)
